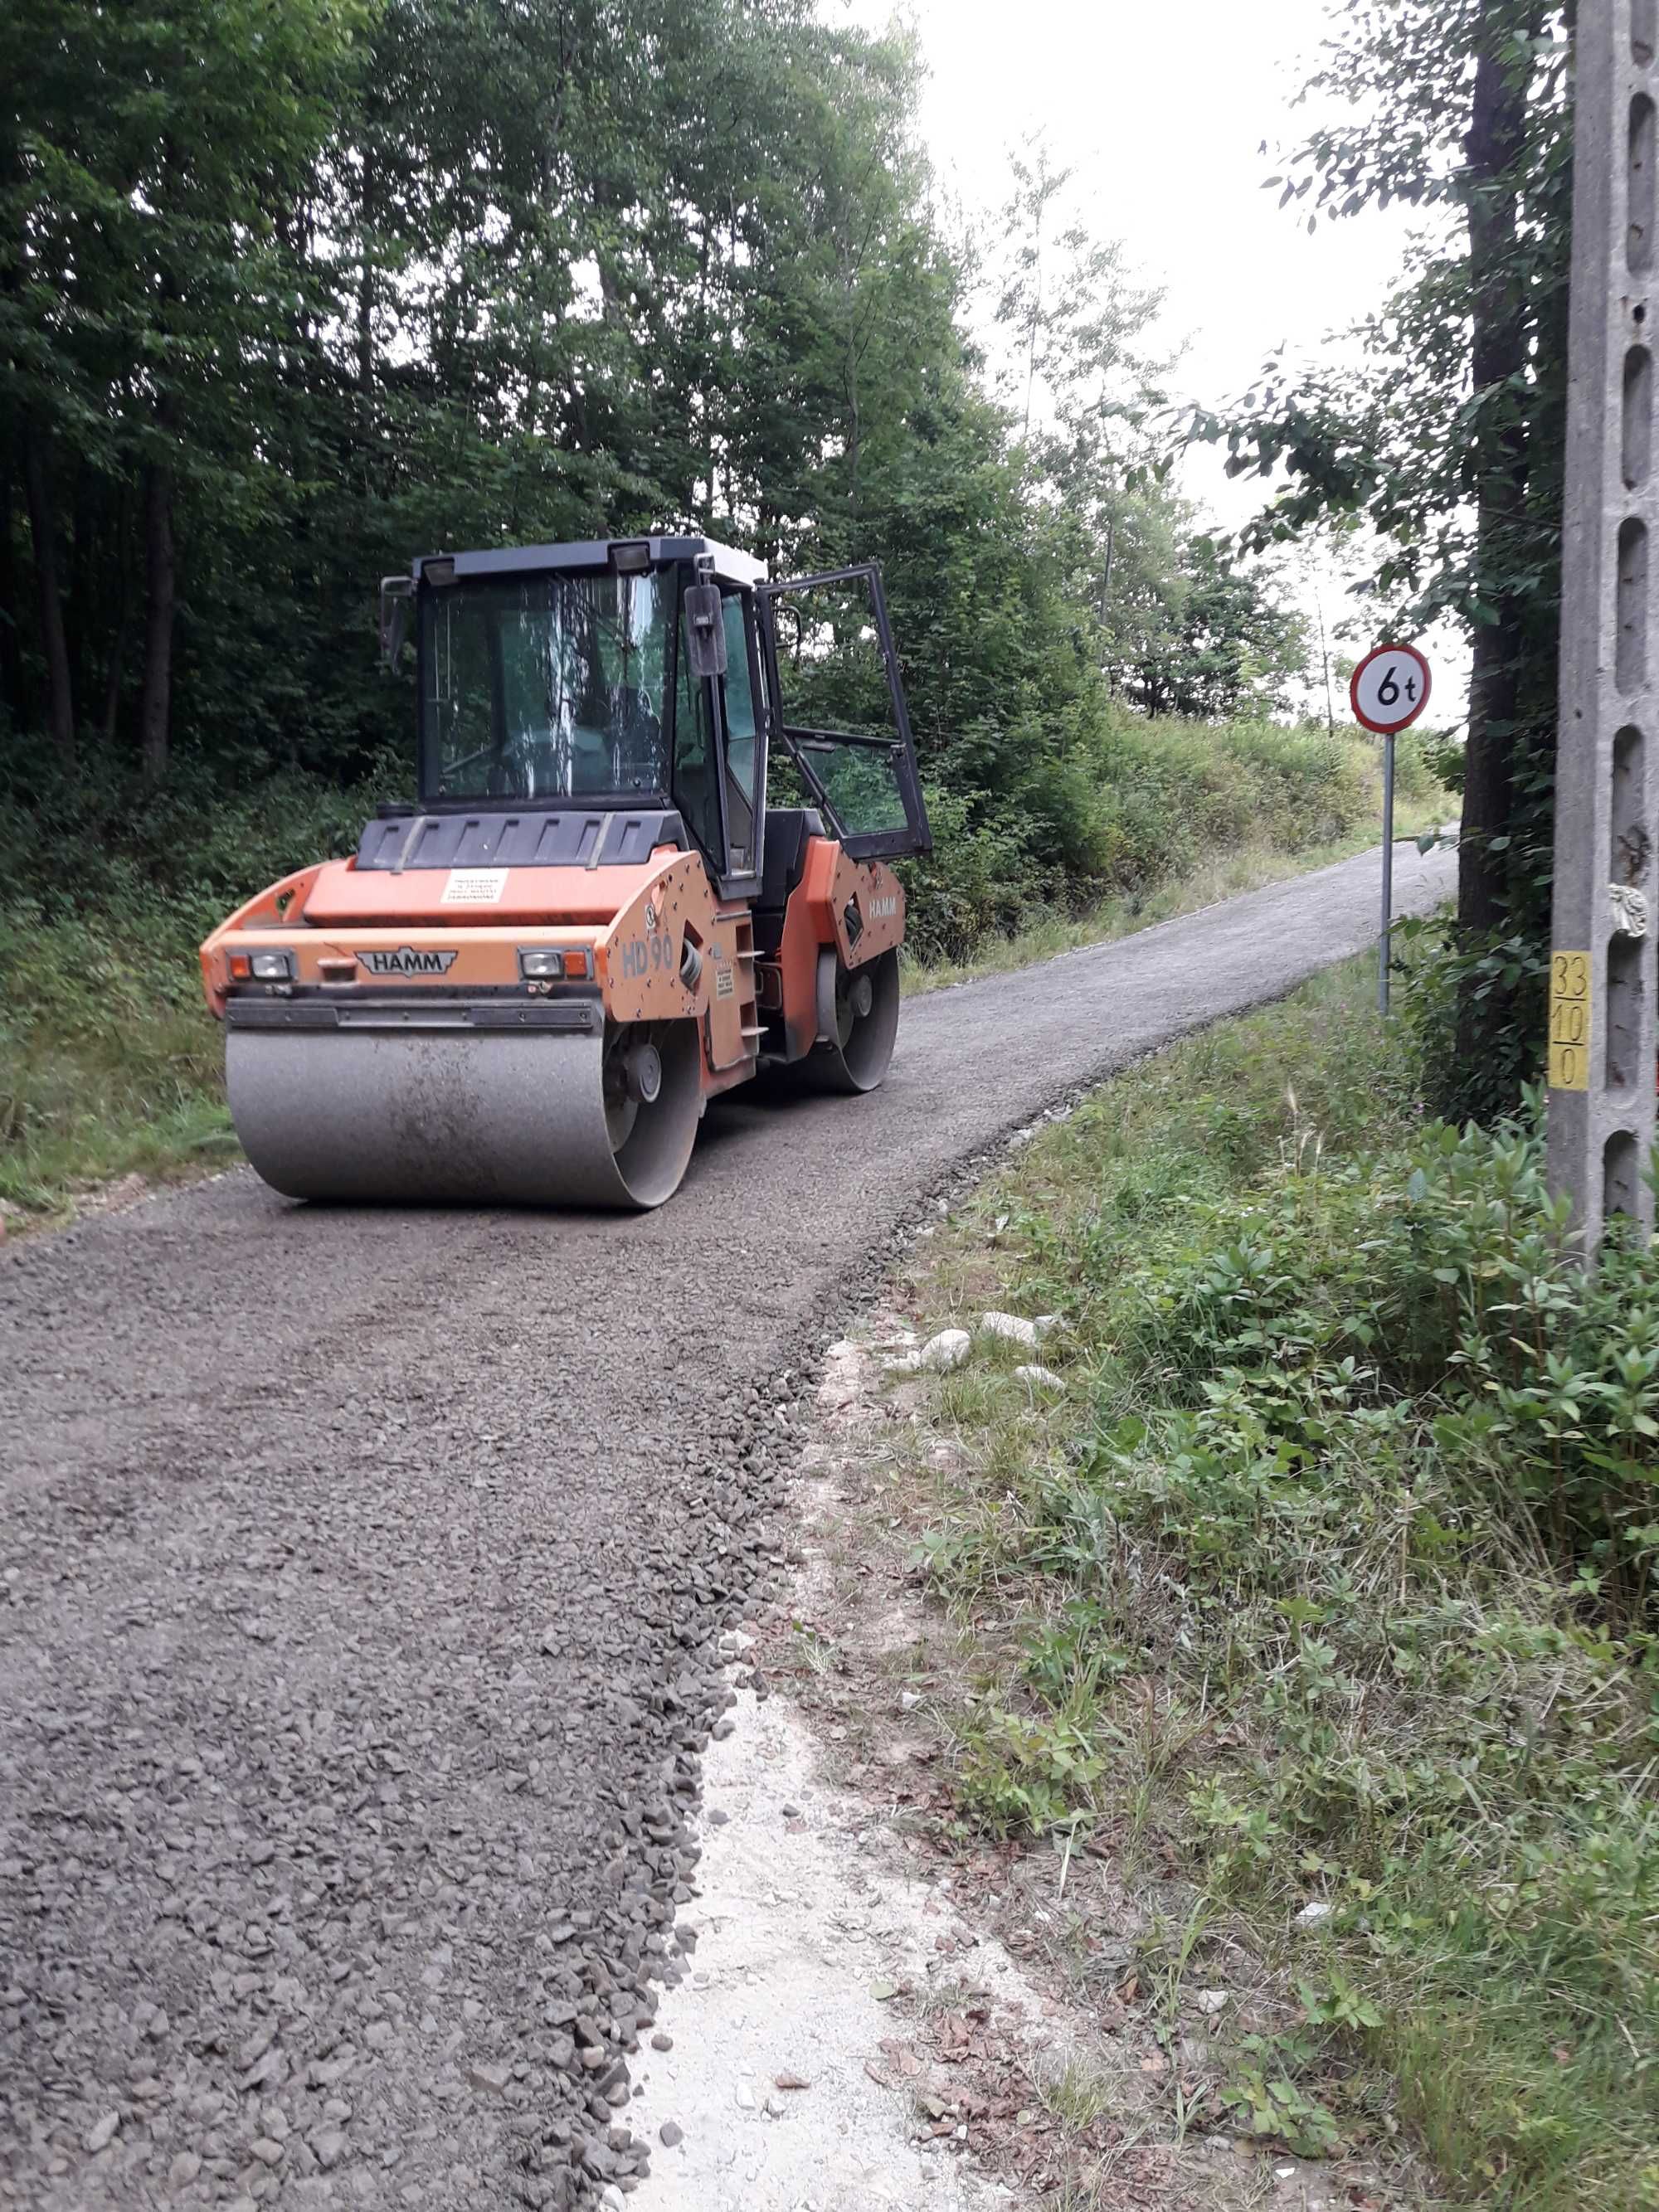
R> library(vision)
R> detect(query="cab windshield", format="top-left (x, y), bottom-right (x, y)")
top-left (419, 567), bottom-right (676, 803)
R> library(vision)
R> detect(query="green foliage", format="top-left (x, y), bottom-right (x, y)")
top-left (1125, 535), bottom-right (1311, 722)
top-left (1199, 3), bottom-right (1571, 1118)
top-left (3, 0), bottom-right (1311, 868)
top-left (1219, 2047), bottom-right (1344, 2159)
top-left (0, 738), bottom-right (401, 936)
top-left (898, 715), bottom-right (1376, 964)
top-left (1118, 1096), bottom-right (1659, 1615)
top-left (909, 962), bottom-right (1659, 2206)
top-left (1210, 0), bottom-right (1570, 624)
top-left (0, 894), bottom-right (233, 1213)
top-left (954, 1700), bottom-right (1104, 1835)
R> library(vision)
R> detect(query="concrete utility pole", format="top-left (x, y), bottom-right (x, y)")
top-left (1550, 1), bottom-right (1659, 1250)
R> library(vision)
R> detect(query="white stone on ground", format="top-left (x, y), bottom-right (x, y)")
top-left (1011, 1365), bottom-right (1064, 1391)
top-left (883, 1329), bottom-right (971, 1376)
top-left (976, 1312), bottom-right (1040, 1348)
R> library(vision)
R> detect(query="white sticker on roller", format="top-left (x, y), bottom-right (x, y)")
top-left (441, 868), bottom-right (509, 906)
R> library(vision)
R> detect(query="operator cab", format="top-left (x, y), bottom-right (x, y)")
top-left (380, 534), bottom-right (930, 901)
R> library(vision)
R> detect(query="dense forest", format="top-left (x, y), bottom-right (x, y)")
top-left (1, 0), bottom-right (1315, 912)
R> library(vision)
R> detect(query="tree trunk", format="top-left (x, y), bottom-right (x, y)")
top-left (19, 424), bottom-right (75, 768)
top-left (101, 485), bottom-right (131, 746)
top-left (139, 444), bottom-right (175, 786)
top-left (0, 444), bottom-right (20, 727)
top-left (1457, 7), bottom-right (1539, 1058)
top-left (102, 600), bottom-right (129, 746)
top-left (847, 358), bottom-right (860, 523)
top-left (68, 455), bottom-right (95, 715)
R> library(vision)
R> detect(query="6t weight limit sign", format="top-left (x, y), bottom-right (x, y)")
top-left (1350, 642), bottom-right (1432, 736)
top-left (1353, 639), bottom-right (1432, 1020)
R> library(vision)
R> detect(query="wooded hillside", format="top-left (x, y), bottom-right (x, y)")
top-left (2, 0), bottom-right (1307, 882)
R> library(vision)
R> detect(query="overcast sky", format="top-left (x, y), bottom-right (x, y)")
top-left (841, 0), bottom-right (1462, 716)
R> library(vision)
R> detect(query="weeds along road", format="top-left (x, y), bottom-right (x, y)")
top-left (0, 841), bottom-right (1457, 2212)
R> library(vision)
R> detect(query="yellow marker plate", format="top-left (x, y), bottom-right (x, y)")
top-left (1548, 950), bottom-right (1591, 1091)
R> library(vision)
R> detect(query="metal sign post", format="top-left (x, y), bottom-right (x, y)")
top-left (1380, 732), bottom-right (1397, 1015)
top-left (1550, 2), bottom-right (1658, 1253)
top-left (1351, 642), bottom-right (1433, 1017)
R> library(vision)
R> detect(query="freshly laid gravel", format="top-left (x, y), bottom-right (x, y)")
top-left (0, 844), bottom-right (1455, 2210)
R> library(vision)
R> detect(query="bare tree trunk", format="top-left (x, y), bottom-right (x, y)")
top-left (68, 455), bottom-right (95, 716)
top-left (101, 483), bottom-right (131, 745)
top-left (20, 424), bottom-right (75, 768)
top-left (138, 438), bottom-right (175, 786)
top-left (0, 443), bottom-right (21, 727)
top-left (1023, 207), bottom-right (1043, 440)
top-left (102, 600), bottom-right (129, 745)
top-left (1457, 5), bottom-right (1539, 1060)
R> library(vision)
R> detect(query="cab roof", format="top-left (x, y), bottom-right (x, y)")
top-left (412, 535), bottom-right (768, 590)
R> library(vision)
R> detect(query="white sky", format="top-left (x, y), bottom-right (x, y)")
top-left (842, 0), bottom-right (1467, 722)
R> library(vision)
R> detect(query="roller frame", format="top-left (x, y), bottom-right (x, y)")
top-left (203, 829), bottom-right (909, 1208)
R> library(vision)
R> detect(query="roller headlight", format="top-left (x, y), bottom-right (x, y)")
top-left (518, 947), bottom-right (592, 981)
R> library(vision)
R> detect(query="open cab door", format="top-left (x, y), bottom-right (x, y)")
top-left (755, 562), bottom-right (932, 860)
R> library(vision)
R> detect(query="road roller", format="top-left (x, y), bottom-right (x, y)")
top-left (199, 534), bottom-right (932, 1208)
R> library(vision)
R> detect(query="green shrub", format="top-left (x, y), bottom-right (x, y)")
top-left (1389, 727), bottom-right (1439, 804)
top-left (898, 785), bottom-right (1053, 962)
top-left (0, 740), bottom-right (399, 1214)
top-left (1117, 1103), bottom-right (1659, 1616)
top-left (899, 713), bottom-right (1381, 964)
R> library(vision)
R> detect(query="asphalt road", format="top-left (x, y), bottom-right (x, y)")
top-left (0, 841), bottom-right (1457, 2212)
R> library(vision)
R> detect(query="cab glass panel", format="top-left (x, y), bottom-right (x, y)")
top-left (420, 567), bottom-right (675, 804)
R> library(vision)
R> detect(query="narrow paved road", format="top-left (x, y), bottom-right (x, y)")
top-left (0, 843), bottom-right (1455, 2212)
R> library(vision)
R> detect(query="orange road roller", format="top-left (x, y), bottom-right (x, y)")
top-left (200, 536), bottom-right (932, 1208)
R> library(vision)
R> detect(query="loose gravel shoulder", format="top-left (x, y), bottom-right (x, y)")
top-left (0, 844), bottom-right (1456, 2211)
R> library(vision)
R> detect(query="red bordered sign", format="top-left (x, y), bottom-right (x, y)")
top-left (1350, 642), bottom-right (1432, 736)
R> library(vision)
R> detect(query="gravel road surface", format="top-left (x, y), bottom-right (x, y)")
top-left (0, 843), bottom-right (1455, 2211)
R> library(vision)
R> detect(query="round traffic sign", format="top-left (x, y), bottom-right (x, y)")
top-left (1350, 642), bottom-right (1432, 735)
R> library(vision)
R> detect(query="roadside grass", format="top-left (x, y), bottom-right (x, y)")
top-left (894, 958), bottom-right (1659, 2211)
top-left (0, 897), bottom-right (236, 1218)
top-left (1039, 2059), bottom-right (1118, 2133)
top-left (0, 750), bottom-right (395, 1228)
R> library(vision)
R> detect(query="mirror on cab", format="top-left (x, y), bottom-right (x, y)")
top-left (682, 581), bottom-right (728, 679)
top-left (379, 574), bottom-right (414, 670)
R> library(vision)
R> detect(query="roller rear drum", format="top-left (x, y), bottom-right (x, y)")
top-left (809, 948), bottom-right (899, 1093)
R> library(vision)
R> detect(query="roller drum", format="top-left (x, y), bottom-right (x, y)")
top-left (807, 947), bottom-right (900, 1093)
top-left (226, 1018), bottom-right (702, 1209)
